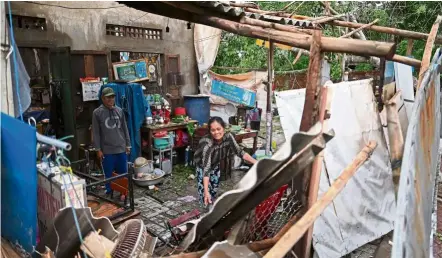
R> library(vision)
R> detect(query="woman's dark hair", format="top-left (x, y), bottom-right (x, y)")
top-left (208, 116), bottom-right (226, 129)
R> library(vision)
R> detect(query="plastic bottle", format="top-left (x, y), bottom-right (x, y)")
top-left (185, 146), bottom-right (190, 166)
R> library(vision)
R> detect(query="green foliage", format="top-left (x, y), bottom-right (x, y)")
top-left (214, 1), bottom-right (442, 79)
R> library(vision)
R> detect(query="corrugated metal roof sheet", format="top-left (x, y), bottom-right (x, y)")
top-left (194, 1), bottom-right (313, 27)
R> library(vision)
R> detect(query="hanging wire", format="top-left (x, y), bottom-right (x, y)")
top-left (7, 1), bottom-right (24, 121)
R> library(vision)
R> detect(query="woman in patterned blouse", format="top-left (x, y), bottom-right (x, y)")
top-left (194, 117), bottom-right (257, 207)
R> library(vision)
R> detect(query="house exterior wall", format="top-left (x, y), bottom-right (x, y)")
top-left (9, 1), bottom-right (198, 95)
top-left (1, 2), bottom-right (14, 115)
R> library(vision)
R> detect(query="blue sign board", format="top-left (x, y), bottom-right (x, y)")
top-left (211, 79), bottom-right (256, 107)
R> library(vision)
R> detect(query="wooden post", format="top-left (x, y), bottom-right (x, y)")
top-left (302, 86), bottom-right (331, 258)
top-left (406, 39), bottom-right (414, 56)
top-left (417, 15), bottom-right (442, 89)
top-left (296, 29), bottom-right (322, 258)
top-left (264, 141), bottom-right (378, 258)
top-left (299, 30), bottom-right (322, 131)
top-left (265, 41), bottom-right (274, 156)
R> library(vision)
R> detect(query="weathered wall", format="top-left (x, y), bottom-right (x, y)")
top-left (9, 1), bottom-right (198, 95)
top-left (1, 2), bottom-right (14, 115)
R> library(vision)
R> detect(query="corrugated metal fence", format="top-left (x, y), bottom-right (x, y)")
top-left (392, 48), bottom-right (442, 258)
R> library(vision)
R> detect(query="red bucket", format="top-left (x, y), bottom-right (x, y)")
top-left (175, 107), bottom-right (186, 116)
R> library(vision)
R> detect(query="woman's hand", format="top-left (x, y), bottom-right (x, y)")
top-left (203, 176), bottom-right (212, 205)
top-left (243, 153), bottom-right (258, 165)
top-left (204, 191), bottom-right (212, 205)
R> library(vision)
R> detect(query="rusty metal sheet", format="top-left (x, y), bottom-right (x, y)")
top-left (392, 48), bottom-right (442, 258)
top-left (178, 123), bottom-right (334, 251)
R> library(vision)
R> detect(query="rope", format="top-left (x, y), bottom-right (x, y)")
top-left (7, 1), bottom-right (24, 121)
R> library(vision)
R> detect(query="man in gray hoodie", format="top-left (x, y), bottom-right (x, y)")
top-left (92, 87), bottom-right (131, 195)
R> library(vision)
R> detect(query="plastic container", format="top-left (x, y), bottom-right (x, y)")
top-left (183, 95), bottom-right (210, 125)
top-left (175, 107), bottom-right (186, 116)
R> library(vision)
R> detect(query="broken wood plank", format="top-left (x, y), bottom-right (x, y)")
top-left (244, 7), bottom-right (291, 17)
top-left (417, 15), bottom-right (442, 89)
top-left (340, 19), bottom-right (379, 38)
top-left (197, 16), bottom-right (396, 58)
top-left (385, 92), bottom-right (406, 197)
top-left (264, 141), bottom-right (378, 258)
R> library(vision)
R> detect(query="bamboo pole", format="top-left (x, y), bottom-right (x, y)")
top-left (417, 15), bottom-right (442, 89)
top-left (264, 141), bottom-right (378, 258)
top-left (340, 19), bottom-right (379, 38)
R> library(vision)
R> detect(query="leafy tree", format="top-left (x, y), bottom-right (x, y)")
top-left (213, 1), bottom-right (442, 80)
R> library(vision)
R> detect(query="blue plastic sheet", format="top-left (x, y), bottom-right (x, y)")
top-left (1, 112), bottom-right (37, 252)
top-left (98, 83), bottom-right (149, 162)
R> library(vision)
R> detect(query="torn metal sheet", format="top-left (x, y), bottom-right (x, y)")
top-left (36, 207), bottom-right (118, 258)
top-left (202, 241), bottom-right (261, 258)
top-left (392, 48), bottom-right (442, 258)
top-left (179, 123), bottom-right (334, 251)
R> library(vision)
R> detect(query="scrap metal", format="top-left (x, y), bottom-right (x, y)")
top-left (178, 123), bottom-right (334, 251)
top-left (392, 48), bottom-right (442, 258)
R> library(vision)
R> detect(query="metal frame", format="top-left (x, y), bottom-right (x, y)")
top-left (72, 160), bottom-right (136, 223)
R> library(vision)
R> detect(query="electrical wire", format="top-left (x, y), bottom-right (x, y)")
top-left (7, 1), bottom-right (23, 121)
top-left (24, 1), bottom-right (124, 10)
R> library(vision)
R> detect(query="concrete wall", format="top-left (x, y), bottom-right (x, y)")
top-left (9, 1), bottom-right (198, 95)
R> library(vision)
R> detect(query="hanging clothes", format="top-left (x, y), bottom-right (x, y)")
top-left (98, 82), bottom-right (150, 162)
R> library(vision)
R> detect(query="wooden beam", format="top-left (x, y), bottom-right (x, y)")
top-left (417, 15), bottom-right (442, 89)
top-left (301, 87), bottom-right (330, 258)
top-left (295, 30), bottom-right (323, 258)
top-left (329, 19), bottom-right (442, 44)
top-left (196, 16), bottom-right (396, 58)
top-left (391, 54), bottom-right (421, 68)
top-left (340, 19), bottom-right (379, 38)
top-left (264, 141), bottom-right (378, 258)
top-left (240, 16), bottom-right (313, 35)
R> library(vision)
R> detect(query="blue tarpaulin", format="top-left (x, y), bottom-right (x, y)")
top-left (1, 112), bottom-right (37, 252)
top-left (98, 83), bottom-right (149, 162)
